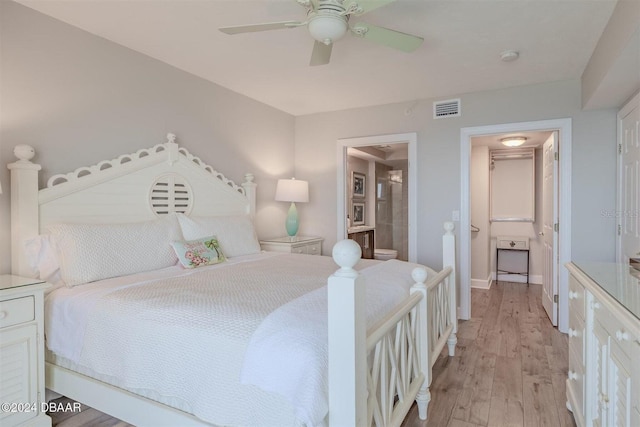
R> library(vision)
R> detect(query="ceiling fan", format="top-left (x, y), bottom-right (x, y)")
top-left (219, 0), bottom-right (424, 66)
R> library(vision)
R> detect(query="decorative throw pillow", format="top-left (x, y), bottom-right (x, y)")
top-left (177, 214), bottom-right (261, 258)
top-left (171, 236), bottom-right (226, 268)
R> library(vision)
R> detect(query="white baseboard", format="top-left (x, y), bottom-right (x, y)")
top-left (492, 273), bottom-right (542, 284)
top-left (471, 275), bottom-right (492, 289)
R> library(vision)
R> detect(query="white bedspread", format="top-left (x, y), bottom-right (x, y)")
top-left (241, 259), bottom-right (422, 426)
top-left (44, 253), bottom-right (425, 426)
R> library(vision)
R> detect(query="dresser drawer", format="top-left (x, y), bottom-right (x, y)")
top-left (0, 296), bottom-right (35, 329)
top-left (594, 303), bottom-right (640, 362)
top-left (568, 275), bottom-right (585, 321)
top-left (567, 348), bottom-right (585, 425)
top-left (568, 312), bottom-right (585, 365)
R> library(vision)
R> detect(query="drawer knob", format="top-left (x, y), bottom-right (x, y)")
top-left (0, 311), bottom-right (6, 320)
top-left (568, 370), bottom-right (578, 381)
top-left (568, 328), bottom-right (578, 338)
top-left (616, 330), bottom-right (630, 341)
top-left (599, 392), bottom-right (609, 406)
top-left (592, 301), bottom-right (601, 310)
top-left (568, 291), bottom-right (578, 300)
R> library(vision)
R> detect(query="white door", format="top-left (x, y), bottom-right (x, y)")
top-left (618, 95), bottom-right (640, 263)
top-left (541, 132), bottom-right (558, 326)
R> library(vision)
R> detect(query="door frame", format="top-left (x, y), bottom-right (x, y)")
top-left (616, 92), bottom-right (640, 263)
top-left (337, 133), bottom-right (417, 263)
top-left (460, 119), bottom-right (572, 333)
top-left (541, 131), bottom-right (559, 326)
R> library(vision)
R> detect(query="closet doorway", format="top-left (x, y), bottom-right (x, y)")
top-left (469, 131), bottom-right (558, 326)
top-left (337, 133), bottom-right (417, 263)
top-left (460, 119), bottom-right (572, 333)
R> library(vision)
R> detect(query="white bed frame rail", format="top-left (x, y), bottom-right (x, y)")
top-left (329, 223), bottom-right (457, 426)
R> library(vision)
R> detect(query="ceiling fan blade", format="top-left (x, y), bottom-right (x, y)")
top-left (219, 21), bottom-right (303, 35)
top-left (351, 23), bottom-right (423, 52)
top-left (310, 41), bottom-right (332, 66)
top-left (342, 0), bottom-right (397, 15)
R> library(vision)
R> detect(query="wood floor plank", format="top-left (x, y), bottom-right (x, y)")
top-left (497, 283), bottom-right (522, 358)
top-left (488, 356), bottom-right (524, 427)
top-left (522, 375), bottom-right (562, 427)
top-left (450, 349), bottom-right (496, 425)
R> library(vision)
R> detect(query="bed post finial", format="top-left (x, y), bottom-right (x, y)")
top-left (166, 133), bottom-right (176, 144)
top-left (8, 145), bottom-right (41, 276)
top-left (241, 173), bottom-right (257, 217)
top-left (328, 239), bottom-right (367, 426)
top-left (442, 221), bottom-right (458, 353)
top-left (410, 266), bottom-right (431, 420)
top-left (444, 221), bottom-right (454, 235)
top-left (331, 239), bottom-right (361, 277)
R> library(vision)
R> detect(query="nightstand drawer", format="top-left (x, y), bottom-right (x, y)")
top-left (305, 242), bottom-right (321, 255)
top-left (0, 296), bottom-right (35, 329)
top-left (291, 245), bottom-right (306, 254)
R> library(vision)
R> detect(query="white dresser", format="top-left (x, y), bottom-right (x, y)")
top-left (260, 236), bottom-right (323, 255)
top-left (0, 275), bottom-right (51, 427)
top-left (565, 263), bottom-right (640, 427)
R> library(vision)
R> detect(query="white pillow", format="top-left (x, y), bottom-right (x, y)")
top-left (177, 214), bottom-right (261, 258)
top-left (48, 214), bottom-right (182, 287)
top-left (24, 234), bottom-right (64, 286)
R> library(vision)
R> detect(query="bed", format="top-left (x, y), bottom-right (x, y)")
top-left (8, 133), bottom-right (457, 427)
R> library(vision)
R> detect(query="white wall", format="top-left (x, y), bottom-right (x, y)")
top-left (0, 2), bottom-right (295, 273)
top-left (489, 148), bottom-right (544, 284)
top-left (470, 145), bottom-right (491, 287)
top-left (294, 80), bottom-right (618, 274)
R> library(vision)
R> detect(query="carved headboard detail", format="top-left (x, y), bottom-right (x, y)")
top-left (8, 133), bottom-right (257, 276)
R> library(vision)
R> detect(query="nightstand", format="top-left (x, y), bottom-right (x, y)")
top-left (260, 236), bottom-right (324, 255)
top-left (0, 275), bottom-right (51, 427)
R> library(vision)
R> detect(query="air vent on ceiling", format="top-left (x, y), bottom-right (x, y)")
top-left (433, 98), bottom-right (461, 119)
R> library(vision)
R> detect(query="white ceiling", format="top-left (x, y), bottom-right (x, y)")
top-left (472, 131), bottom-right (553, 150)
top-left (16, 0), bottom-right (619, 116)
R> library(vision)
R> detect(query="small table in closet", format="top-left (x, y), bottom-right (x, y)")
top-left (496, 236), bottom-right (530, 285)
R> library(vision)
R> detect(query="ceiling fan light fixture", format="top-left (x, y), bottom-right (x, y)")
top-left (500, 136), bottom-right (527, 147)
top-left (308, 15), bottom-right (348, 44)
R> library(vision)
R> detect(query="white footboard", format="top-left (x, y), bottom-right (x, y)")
top-left (328, 222), bottom-right (457, 426)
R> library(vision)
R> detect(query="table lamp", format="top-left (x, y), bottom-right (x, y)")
top-left (275, 178), bottom-right (309, 238)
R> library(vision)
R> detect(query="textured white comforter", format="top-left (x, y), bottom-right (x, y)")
top-left (44, 252), bottom-right (424, 426)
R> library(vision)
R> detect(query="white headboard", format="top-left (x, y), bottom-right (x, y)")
top-left (8, 133), bottom-right (257, 276)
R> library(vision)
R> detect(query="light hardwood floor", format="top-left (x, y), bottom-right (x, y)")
top-left (49, 282), bottom-right (576, 427)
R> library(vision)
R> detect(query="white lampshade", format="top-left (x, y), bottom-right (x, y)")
top-left (275, 178), bottom-right (309, 203)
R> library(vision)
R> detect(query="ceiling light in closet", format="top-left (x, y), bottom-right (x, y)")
top-left (500, 136), bottom-right (527, 147)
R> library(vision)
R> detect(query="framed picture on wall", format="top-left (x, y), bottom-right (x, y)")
top-left (352, 172), bottom-right (365, 198)
top-left (352, 202), bottom-right (365, 225)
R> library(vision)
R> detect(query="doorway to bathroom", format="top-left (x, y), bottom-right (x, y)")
top-left (337, 133), bottom-right (417, 263)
